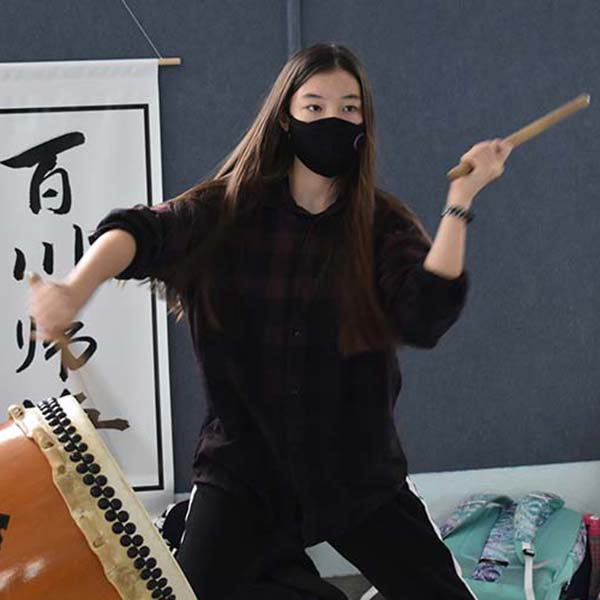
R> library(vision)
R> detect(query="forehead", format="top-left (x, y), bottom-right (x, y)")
top-left (294, 69), bottom-right (361, 100)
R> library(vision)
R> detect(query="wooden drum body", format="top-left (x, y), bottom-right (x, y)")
top-left (0, 396), bottom-right (196, 599)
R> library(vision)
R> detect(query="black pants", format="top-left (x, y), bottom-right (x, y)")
top-left (175, 475), bottom-right (478, 600)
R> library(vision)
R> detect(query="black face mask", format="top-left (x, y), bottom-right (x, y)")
top-left (286, 114), bottom-right (366, 178)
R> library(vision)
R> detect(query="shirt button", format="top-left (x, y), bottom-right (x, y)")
top-left (293, 329), bottom-right (301, 337)
top-left (290, 388), bottom-right (300, 397)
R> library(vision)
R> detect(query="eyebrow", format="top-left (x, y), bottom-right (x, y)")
top-left (301, 93), bottom-right (361, 101)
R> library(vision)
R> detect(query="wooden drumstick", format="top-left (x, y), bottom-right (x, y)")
top-left (26, 272), bottom-right (85, 371)
top-left (446, 93), bottom-right (591, 181)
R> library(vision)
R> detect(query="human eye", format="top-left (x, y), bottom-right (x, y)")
top-left (306, 104), bottom-right (322, 112)
top-left (344, 105), bottom-right (360, 113)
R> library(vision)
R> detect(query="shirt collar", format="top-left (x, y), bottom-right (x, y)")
top-left (263, 175), bottom-right (349, 219)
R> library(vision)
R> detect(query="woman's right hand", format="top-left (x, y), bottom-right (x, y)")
top-left (26, 273), bottom-right (85, 343)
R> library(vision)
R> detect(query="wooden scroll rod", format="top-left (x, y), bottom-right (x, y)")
top-left (158, 57), bottom-right (181, 66)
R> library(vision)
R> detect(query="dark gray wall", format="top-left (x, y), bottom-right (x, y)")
top-left (301, 0), bottom-right (599, 475)
top-left (3, 1), bottom-right (598, 493)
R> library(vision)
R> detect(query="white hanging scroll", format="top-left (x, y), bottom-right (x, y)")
top-left (0, 59), bottom-right (173, 515)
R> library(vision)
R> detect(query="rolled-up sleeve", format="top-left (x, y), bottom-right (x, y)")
top-left (87, 189), bottom-right (217, 281)
top-left (375, 209), bottom-right (469, 349)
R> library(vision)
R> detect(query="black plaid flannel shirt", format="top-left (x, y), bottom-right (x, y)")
top-left (89, 175), bottom-right (469, 546)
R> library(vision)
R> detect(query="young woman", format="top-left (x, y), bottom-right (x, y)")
top-left (29, 43), bottom-right (512, 599)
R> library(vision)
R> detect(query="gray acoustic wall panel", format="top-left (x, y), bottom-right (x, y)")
top-left (2, 1), bottom-right (598, 493)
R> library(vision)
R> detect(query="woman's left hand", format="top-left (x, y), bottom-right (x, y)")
top-left (450, 138), bottom-right (514, 202)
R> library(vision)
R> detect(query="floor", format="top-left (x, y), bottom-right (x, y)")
top-left (325, 574), bottom-right (382, 599)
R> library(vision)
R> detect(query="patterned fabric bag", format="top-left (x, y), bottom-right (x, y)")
top-left (439, 491), bottom-right (587, 600)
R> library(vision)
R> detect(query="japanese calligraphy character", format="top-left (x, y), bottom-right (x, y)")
top-left (1, 132), bottom-right (85, 215)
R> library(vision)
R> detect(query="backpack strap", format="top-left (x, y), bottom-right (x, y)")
top-left (471, 500), bottom-right (517, 583)
top-left (513, 491), bottom-right (565, 563)
top-left (438, 493), bottom-right (513, 538)
top-left (512, 491), bottom-right (565, 600)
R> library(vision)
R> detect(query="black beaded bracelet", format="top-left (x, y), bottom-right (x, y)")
top-left (441, 203), bottom-right (474, 223)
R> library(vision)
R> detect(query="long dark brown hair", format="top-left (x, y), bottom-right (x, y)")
top-left (149, 42), bottom-right (431, 356)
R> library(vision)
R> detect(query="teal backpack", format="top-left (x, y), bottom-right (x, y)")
top-left (438, 491), bottom-right (588, 600)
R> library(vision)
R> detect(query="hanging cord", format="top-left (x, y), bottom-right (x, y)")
top-left (118, 0), bottom-right (164, 60)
